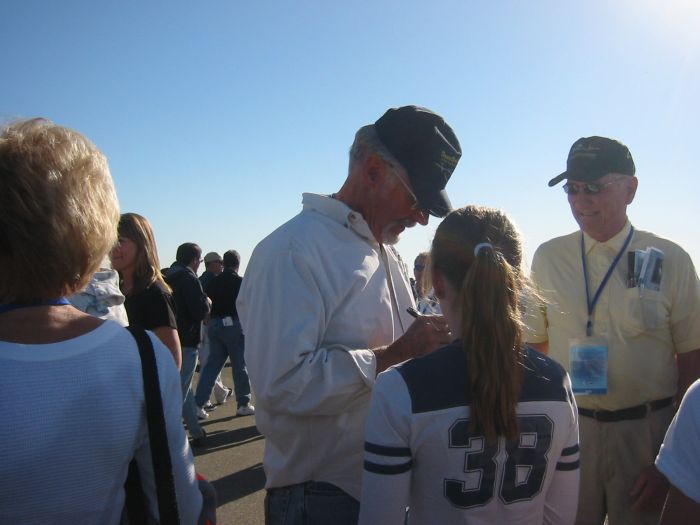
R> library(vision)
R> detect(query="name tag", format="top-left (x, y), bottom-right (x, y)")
top-left (222, 316), bottom-right (233, 327)
top-left (569, 337), bottom-right (608, 395)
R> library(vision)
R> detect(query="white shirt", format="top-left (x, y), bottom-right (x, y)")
top-left (0, 320), bottom-right (202, 525)
top-left (237, 193), bottom-right (415, 499)
top-left (656, 378), bottom-right (700, 503)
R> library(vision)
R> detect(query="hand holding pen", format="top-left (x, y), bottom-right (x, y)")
top-left (407, 306), bottom-right (447, 332)
top-left (406, 306), bottom-right (451, 342)
top-left (376, 308), bottom-right (451, 373)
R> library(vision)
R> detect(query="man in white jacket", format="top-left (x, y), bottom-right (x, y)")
top-left (237, 106), bottom-right (462, 525)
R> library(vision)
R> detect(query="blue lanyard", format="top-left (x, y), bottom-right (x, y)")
top-left (0, 297), bottom-right (70, 315)
top-left (581, 227), bottom-right (634, 337)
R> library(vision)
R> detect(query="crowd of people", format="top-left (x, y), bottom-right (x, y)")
top-left (1, 106), bottom-right (699, 525)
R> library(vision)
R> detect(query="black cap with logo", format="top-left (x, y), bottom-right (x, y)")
top-left (374, 106), bottom-right (461, 218)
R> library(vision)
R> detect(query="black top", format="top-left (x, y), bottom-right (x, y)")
top-left (199, 270), bottom-right (216, 291)
top-left (124, 282), bottom-right (177, 331)
top-left (206, 268), bottom-right (242, 319)
top-left (165, 263), bottom-right (210, 346)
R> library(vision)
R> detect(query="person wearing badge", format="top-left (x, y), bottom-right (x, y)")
top-left (523, 136), bottom-right (700, 525)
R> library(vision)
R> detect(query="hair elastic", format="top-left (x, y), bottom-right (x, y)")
top-left (473, 242), bottom-right (493, 256)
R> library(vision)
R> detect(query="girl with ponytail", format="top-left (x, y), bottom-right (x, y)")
top-left (360, 205), bottom-right (580, 525)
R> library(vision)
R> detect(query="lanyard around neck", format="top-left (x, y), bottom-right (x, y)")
top-left (0, 297), bottom-right (70, 315)
top-left (581, 227), bottom-right (634, 337)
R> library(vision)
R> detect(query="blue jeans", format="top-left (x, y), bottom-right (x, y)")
top-left (265, 482), bottom-right (359, 525)
top-left (195, 318), bottom-right (251, 408)
top-left (180, 345), bottom-right (204, 439)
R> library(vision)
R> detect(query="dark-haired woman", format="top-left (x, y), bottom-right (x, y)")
top-left (359, 205), bottom-right (580, 524)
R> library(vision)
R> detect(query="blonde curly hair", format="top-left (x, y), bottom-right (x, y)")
top-left (0, 118), bottom-right (120, 302)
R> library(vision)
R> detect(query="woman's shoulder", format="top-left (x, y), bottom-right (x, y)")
top-left (143, 281), bottom-right (173, 298)
top-left (519, 346), bottom-right (570, 402)
top-left (130, 282), bottom-right (174, 309)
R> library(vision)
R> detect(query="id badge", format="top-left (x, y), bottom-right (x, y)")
top-left (569, 337), bottom-right (608, 395)
top-left (222, 316), bottom-right (233, 327)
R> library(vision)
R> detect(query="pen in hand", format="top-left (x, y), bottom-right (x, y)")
top-left (407, 306), bottom-right (439, 329)
top-left (406, 306), bottom-right (421, 318)
top-left (407, 306), bottom-right (449, 336)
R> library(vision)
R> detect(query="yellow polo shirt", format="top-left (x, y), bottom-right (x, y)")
top-left (525, 221), bottom-right (700, 411)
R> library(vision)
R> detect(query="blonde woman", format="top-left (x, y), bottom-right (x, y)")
top-left (0, 119), bottom-right (201, 524)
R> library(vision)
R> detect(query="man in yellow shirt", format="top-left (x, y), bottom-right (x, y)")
top-left (525, 136), bottom-right (700, 525)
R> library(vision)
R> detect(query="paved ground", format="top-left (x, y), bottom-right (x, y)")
top-left (191, 371), bottom-right (266, 524)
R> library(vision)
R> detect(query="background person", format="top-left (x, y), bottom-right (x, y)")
top-left (199, 252), bottom-right (224, 290)
top-left (166, 243), bottom-right (211, 447)
top-left (195, 249), bottom-right (253, 416)
top-left (524, 136), bottom-right (700, 525)
top-left (110, 212), bottom-right (181, 369)
top-left (414, 251), bottom-right (441, 315)
top-left (198, 251), bottom-right (231, 408)
top-left (68, 265), bottom-right (129, 327)
top-left (359, 205), bottom-right (580, 525)
top-left (0, 118), bottom-right (201, 524)
top-left (238, 105), bottom-right (461, 524)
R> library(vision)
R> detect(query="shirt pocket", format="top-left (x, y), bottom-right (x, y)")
top-left (619, 287), bottom-right (667, 335)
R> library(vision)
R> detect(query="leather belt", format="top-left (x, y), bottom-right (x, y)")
top-left (578, 397), bottom-right (674, 422)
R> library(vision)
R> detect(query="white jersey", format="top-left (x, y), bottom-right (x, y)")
top-left (360, 343), bottom-right (580, 525)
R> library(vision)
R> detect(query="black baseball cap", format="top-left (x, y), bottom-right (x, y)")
top-left (548, 136), bottom-right (635, 187)
top-left (374, 105), bottom-right (461, 218)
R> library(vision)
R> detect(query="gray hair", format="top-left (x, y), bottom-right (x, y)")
top-left (348, 125), bottom-right (402, 175)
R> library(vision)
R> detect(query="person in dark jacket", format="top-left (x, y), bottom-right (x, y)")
top-left (166, 243), bottom-right (211, 447)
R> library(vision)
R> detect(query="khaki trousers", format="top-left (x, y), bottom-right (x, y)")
top-left (575, 405), bottom-right (674, 525)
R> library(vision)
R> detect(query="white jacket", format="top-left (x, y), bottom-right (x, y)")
top-left (237, 193), bottom-right (415, 499)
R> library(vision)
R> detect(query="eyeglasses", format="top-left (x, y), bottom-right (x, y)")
top-left (388, 163), bottom-right (422, 212)
top-left (562, 178), bottom-right (623, 195)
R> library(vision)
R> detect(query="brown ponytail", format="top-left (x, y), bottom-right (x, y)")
top-left (432, 205), bottom-right (524, 443)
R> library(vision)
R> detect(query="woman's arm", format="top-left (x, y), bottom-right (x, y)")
top-left (153, 326), bottom-right (182, 370)
top-left (359, 370), bottom-right (412, 525)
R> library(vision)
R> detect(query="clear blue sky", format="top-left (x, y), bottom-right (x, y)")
top-left (2, 1), bottom-right (699, 275)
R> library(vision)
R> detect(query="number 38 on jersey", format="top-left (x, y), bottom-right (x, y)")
top-left (445, 414), bottom-right (553, 508)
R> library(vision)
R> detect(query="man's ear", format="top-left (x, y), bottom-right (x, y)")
top-left (363, 154), bottom-right (387, 187)
top-left (625, 176), bottom-right (638, 205)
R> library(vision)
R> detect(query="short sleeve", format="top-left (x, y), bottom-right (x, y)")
top-left (656, 379), bottom-right (700, 503)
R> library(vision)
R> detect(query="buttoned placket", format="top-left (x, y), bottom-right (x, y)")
top-left (379, 244), bottom-right (406, 335)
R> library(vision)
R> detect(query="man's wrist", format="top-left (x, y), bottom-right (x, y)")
top-left (373, 339), bottom-right (407, 375)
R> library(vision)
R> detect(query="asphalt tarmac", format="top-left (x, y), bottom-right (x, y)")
top-left (191, 373), bottom-right (266, 525)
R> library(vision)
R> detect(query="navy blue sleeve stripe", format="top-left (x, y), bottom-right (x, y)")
top-left (556, 460), bottom-right (580, 471)
top-left (365, 442), bottom-right (411, 457)
top-left (561, 444), bottom-right (580, 456)
top-left (364, 459), bottom-right (413, 475)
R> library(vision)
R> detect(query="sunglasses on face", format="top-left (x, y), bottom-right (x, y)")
top-left (562, 178), bottom-right (621, 195)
